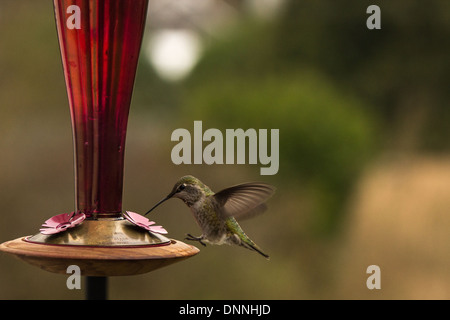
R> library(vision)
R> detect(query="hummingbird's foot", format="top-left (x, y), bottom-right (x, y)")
top-left (185, 233), bottom-right (207, 247)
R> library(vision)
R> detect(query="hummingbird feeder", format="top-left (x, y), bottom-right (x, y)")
top-left (0, 0), bottom-right (199, 298)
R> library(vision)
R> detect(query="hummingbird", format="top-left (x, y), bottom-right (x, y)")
top-left (145, 175), bottom-right (275, 259)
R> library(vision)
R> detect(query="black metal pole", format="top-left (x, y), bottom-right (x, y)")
top-left (85, 276), bottom-right (108, 300)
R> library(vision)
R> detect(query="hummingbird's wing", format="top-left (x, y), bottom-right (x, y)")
top-left (213, 183), bottom-right (275, 221)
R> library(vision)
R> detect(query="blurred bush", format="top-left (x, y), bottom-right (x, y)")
top-left (183, 68), bottom-right (377, 234)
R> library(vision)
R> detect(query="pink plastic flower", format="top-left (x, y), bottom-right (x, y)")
top-left (123, 211), bottom-right (168, 234)
top-left (39, 212), bottom-right (86, 235)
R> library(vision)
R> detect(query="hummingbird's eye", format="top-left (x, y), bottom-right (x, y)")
top-left (177, 184), bottom-right (186, 192)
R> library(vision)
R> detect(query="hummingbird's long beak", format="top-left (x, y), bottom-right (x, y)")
top-left (144, 191), bottom-right (175, 216)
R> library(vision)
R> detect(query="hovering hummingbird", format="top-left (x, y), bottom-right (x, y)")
top-left (145, 175), bottom-right (275, 259)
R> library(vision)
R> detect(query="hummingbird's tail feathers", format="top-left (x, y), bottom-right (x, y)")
top-left (227, 219), bottom-right (270, 259)
top-left (239, 237), bottom-right (270, 259)
top-left (245, 242), bottom-right (270, 260)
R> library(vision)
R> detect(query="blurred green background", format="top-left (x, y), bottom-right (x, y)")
top-left (1, 0), bottom-right (450, 299)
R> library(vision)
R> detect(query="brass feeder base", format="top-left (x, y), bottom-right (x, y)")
top-left (0, 219), bottom-right (200, 276)
top-left (26, 217), bottom-right (171, 247)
